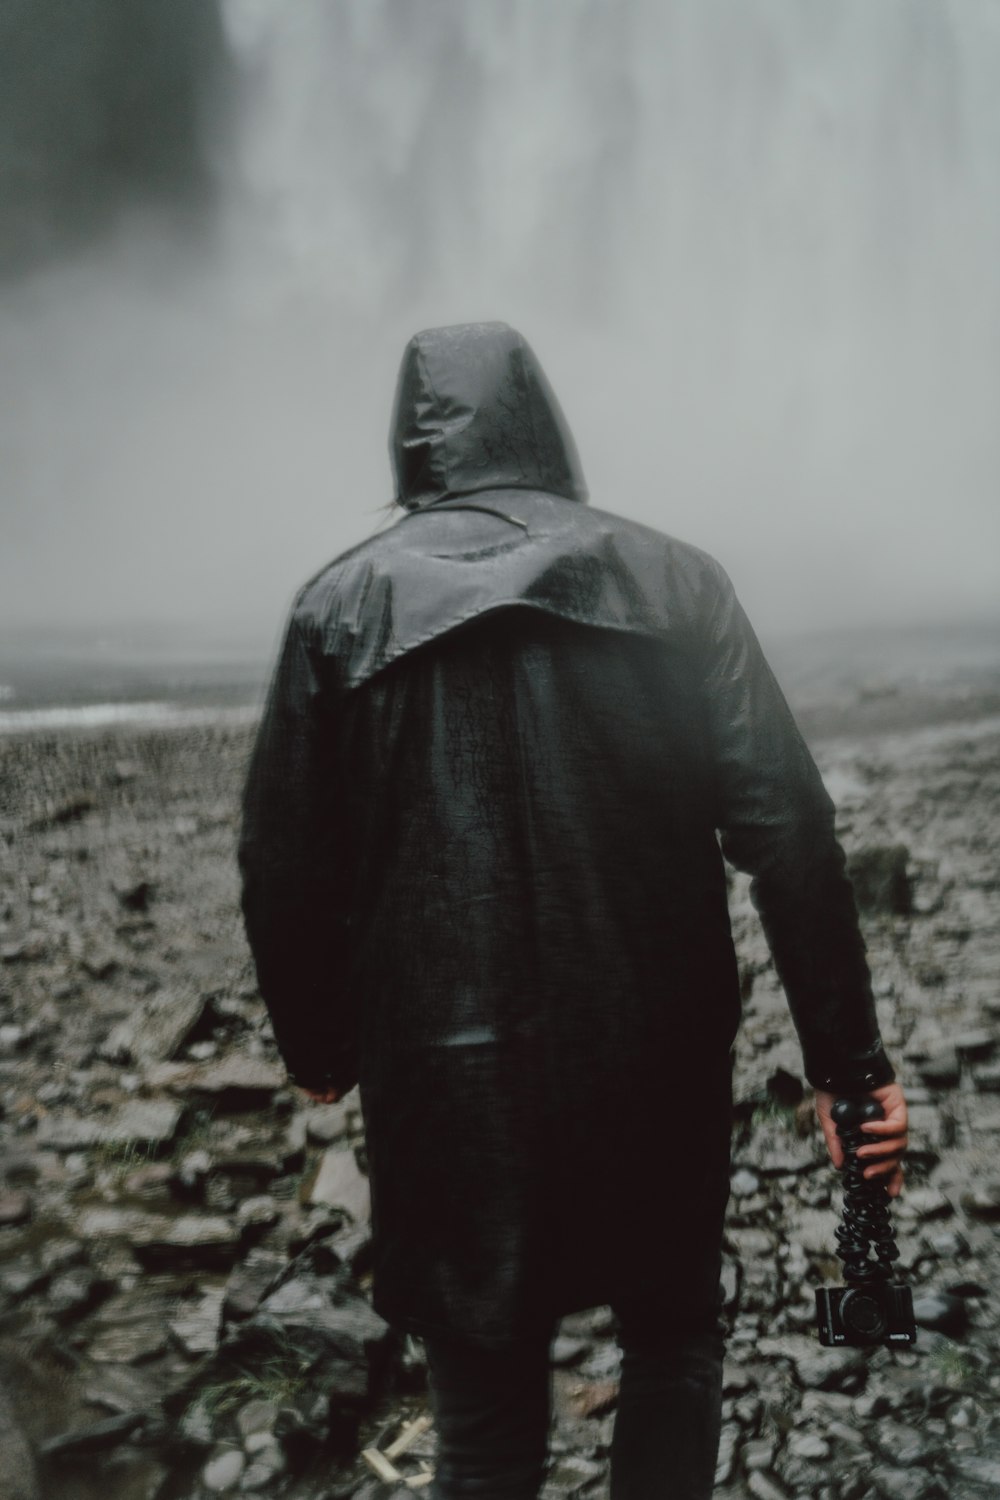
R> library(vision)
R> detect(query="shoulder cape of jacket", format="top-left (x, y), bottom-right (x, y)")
top-left (295, 489), bottom-right (720, 691)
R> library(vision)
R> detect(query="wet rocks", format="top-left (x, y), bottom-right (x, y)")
top-left (735, 1115), bottom-right (822, 1176)
top-left (0, 1191), bottom-right (31, 1227)
top-left (222, 1248), bottom-right (286, 1323)
top-left (305, 1146), bottom-right (371, 1224)
top-left (960, 1182), bottom-right (1000, 1221)
top-left (169, 1285), bottom-right (226, 1356)
top-left (912, 1290), bottom-right (969, 1337)
top-left (155, 1053), bottom-right (286, 1108)
top-left (1, 697), bottom-right (998, 1499)
top-left (101, 988), bottom-right (207, 1067)
top-left (37, 1098), bottom-right (183, 1151)
top-left (39, 1411), bottom-right (146, 1459)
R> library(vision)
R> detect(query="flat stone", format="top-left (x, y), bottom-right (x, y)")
top-left (912, 1291), bottom-right (968, 1337)
top-left (906, 1103), bottom-right (949, 1155)
top-left (104, 1099), bottom-right (184, 1148)
top-left (743, 1439), bottom-right (776, 1472)
top-left (240, 1449), bottom-right (286, 1490)
top-left (873, 1420), bottom-right (931, 1466)
top-left (48, 1268), bottom-right (100, 1323)
top-left (235, 1195), bottom-right (280, 1232)
top-left (78, 1206), bottom-right (240, 1268)
top-left (37, 1100), bottom-right (182, 1153)
top-left (916, 1052), bottom-right (960, 1088)
top-left (871, 1468), bottom-right (937, 1500)
top-left (952, 1456), bottom-right (1000, 1488)
top-left (714, 1422), bottom-right (740, 1486)
top-left (167, 1054), bottom-right (285, 1106)
top-left (953, 1029), bottom-right (995, 1062)
top-left (972, 1064), bottom-right (1000, 1092)
top-left (757, 1335), bottom-right (866, 1391)
top-left (731, 1169), bottom-right (761, 1197)
top-left (0, 1256), bottom-right (48, 1300)
top-left (39, 1412), bottom-right (144, 1457)
top-left (169, 1286), bottom-right (225, 1356)
top-left (36, 1115), bottom-right (105, 1151)
top-left (747, 1473), bottom-right (790, 1500)
top-left (305, 1148), bottom-right (371, 1223)
top-left (102, 989), bottom-right (207, 1067)
top-left (223, 1249), bottom-right (285, 1323)
top-left (785, 1209), bottom-right (834, 1258)
top-left (236, 1400), bottom-right (280, 1440)
top-left (787, 1431), bottom-right (830, 1460)
top-left (0, 1192), bottom-right (32, 1227)
top-left (898, 1186), bottom-right (951, 1221)
top-left (87, 1303), bottom-right (171, 1364)
top-left (129, 1214), bottom-right (243, 1269)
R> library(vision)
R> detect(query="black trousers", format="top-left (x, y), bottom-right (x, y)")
top-left (424, 1299), bottom-right (725, 1500)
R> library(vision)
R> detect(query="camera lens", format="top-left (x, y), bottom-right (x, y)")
top-left (840, 1289), bottom-right (887, 1341)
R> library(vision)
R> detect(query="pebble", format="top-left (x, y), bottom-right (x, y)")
top-left (306, 1146), bottom-right (371, 1223)
top-left (202, 1446), bottom-right (245, 1492)
top-left (747, 1472), bottom-right (789, 1500)
top-left (960, 1183), bottom-right (1000, 1221)
top-left (235, 1400), bottom-right (280, 1440)
top-left (713, 1422), bottom-right (740, 1485)
top-left (787, 1431), bottom-right (830, 1460)
top-left (0, 1192), bottom-right (32, 1227)
top-left (912, 1291), bottom-right (968, 1337)
top-left (953, 1029), bottom-right (995, 1061)
top-left (235, 1195), bottom-right (280, 1232)
top-left (239, 1447), bottom-right (286, 1490)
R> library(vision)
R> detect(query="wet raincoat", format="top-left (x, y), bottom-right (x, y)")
top-left (240, 323), bottom-right (893, 1344)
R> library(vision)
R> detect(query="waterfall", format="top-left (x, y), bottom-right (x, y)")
top-left (1, 0), bottom-right (998, 637)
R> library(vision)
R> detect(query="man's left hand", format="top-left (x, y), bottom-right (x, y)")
top-left (814, 1081), bottom-right (908, 1198)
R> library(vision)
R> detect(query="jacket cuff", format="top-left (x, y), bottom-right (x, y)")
top-left (806, 1041), bottom-right (896, 1095)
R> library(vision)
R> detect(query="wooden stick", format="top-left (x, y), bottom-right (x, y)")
top-left (361, 1449), bottom-right (402, 1482)
top-left (385, 1413), bottom-right (434, 1460)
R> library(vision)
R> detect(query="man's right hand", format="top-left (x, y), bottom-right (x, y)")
top-left (814, 1081), bottom-right (908, 1198)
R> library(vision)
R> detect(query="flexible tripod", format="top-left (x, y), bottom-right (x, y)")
top-left (815, 1096), bottom-right (916, 1347)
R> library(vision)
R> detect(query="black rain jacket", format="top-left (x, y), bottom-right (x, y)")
top-left (240, 322), bottom-right (893, 1343)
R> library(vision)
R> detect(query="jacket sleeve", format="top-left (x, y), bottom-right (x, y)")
top-left (238, 612), bottom-right (358, 1095)
top-left (701, 562), bottom-right (894, 1094)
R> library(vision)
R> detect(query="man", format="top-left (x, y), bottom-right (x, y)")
top-left (240, 322), bottom-right (907, 1500)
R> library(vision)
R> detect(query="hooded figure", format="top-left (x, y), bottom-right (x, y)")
top-left (240, 323), bottom-right (898, 1498)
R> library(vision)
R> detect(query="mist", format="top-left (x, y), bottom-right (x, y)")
top-left (2, 0), bottom-right (999, 649)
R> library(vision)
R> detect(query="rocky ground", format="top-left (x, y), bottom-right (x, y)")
top-left (0, 698), bottom-right (998, 1500)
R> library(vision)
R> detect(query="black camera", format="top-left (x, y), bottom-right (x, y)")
top-left (815, 1282), bottom-right (915, 1348)
top-left (814, 1094), bottom-right (917, 1349)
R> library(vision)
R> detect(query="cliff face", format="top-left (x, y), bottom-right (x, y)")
top-left (0, 0), bottom-right (228, 275)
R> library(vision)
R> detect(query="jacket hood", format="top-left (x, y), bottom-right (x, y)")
top-left (389, 321), bottom-right (587, 510)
